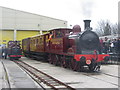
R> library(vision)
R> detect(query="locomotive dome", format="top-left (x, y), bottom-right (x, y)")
top-left (73, 25), bottom-right (81, 32)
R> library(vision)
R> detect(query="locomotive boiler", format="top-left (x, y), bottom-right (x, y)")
top-left (22, 20), bottom-right (109, 71)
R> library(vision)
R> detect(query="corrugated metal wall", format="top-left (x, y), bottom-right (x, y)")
top-left (0, 7), bottom-right (67, 45)
top-left (0, 31), bottom-right (2, 44)
top-left (17, 30), bottom-right (40, 41)
top-left (1, 30), bottom-right (40, 45)
top-left (1, 30), bottom-right (14, 45)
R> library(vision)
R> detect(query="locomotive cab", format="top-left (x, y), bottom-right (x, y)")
top-left (49, 28), bottom-right (72, 53)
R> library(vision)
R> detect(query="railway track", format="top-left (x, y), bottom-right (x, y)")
top-left (1, 60), bottom-right (11, 88)
top-left (13, 60), bottom-right (75, 90)
top-left (101, 72), bottom-right (120, 78)
top-left (81, 70), bottom-right (119, 87)
top-left (82, 70), bottom-right (120, 79)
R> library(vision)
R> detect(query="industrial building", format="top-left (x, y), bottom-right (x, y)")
top-left (0, 6), bottom-right (67, 45)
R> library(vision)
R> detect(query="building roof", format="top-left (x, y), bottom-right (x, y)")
top-left (0, 6), bottom-right (67, 31)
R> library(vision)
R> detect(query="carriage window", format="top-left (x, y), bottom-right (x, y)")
top-left (46, 35), bottom-right (48, 39)
top-left (49, 31), bottom-right (54, 38)
top-left (36, 39), bottom-right (38, 44)
top-left (40, 38), bottom-right (42, 43)
top-left (33, 40), bottom-right (35, 44)
top-left (56, 30), bottom-right (63, 38)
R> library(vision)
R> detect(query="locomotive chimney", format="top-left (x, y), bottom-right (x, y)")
top-left (83, 20), bottom-right (91, 30)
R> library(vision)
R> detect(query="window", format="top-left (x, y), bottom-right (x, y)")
top-left (56, 30), bottom-right (63, 38)
top-left (3, 40), bottom-right (6, 42)
top-left (36, 39), bottom-right (38, 44)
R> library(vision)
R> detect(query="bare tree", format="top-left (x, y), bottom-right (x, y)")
top-left (111, 23), bottom-right (118, 34)
top-left (95, 20), bottom-right (107, 36)
top-left (104, 22), bottom-right (111, 36)
top-left (95, 20), bottom-right (118, 36)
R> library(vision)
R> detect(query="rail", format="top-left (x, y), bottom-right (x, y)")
top-left (13, 60), bottom-right (75, 90)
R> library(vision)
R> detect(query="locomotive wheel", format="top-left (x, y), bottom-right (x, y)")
top-left (48, 54), bottom-right (53, 64)
top-left (70, 59), bottom-right (76, 70)
top-left (72, 61), bottom-right (83, 71)
top-left (89, 65), bottom-right (96, 71)
top-left (14, 57), bottom-right (19, 60)
top-left (9, 57), bottom-right (15, 60)
top-left (53, 55), bottom-right (59, 66)
top-left (65, 58), bottom-right (70, 68)
top-left (68, 59), bottom-right (72, 69)
top-left (89, 59), bottom-right (97, 71)
top-left (72, 61), bottom-right (79, 71)
top-left (60, 56), bottom-right (67, 68)
top-left (24, 54), bottom-right (27, 57)
top-left (9, 57), bottom-right (13, 60)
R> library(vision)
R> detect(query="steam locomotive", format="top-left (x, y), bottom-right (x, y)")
top-left (22, 20), bottom-right (109, 71)
top-left (7, 41), bottom-right (22, 60)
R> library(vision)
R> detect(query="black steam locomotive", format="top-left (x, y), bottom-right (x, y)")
top-left (7, 41), bottom-right (22, 60)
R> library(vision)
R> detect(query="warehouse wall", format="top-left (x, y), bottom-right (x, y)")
top-left (17, 30), bottom-right (40, 41)
top-left (1, 30), bottom-right (40, 45)
top-left (1, 7), bottom-right (67, 30)
top-left (0, 7), bottom-right (2, 45)
top-left (0, 6), bottom-right (67, 45)
top-left (0, 31), bottom-right (2, 44)
top-left (1, 30), bottom-right (14, 45)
